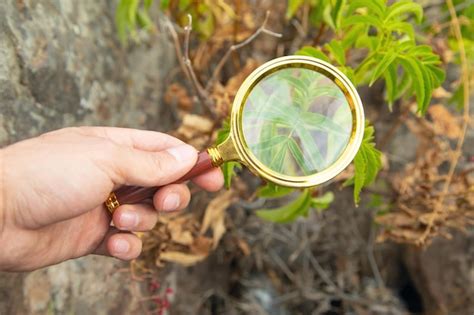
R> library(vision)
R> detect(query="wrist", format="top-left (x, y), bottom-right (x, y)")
top-left (0, 149), bottom-right (5, 237)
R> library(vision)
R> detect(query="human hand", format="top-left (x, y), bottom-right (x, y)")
top-left (0, 127), bottom-right (223, 271)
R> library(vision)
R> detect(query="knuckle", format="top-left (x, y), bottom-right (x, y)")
top-left (149, 152), bottom-right (169, 182)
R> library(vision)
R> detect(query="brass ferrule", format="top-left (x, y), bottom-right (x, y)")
top-left (207, 147), bottom-right (224, 167)
top-left (105, 193), bottom-right (120, 213)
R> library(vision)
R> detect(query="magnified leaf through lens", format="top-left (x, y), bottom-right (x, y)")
top-left (243, 67), bottom-right (353, 177)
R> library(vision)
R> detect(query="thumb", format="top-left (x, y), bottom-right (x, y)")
top-left (109, 143), bottom-right (198, 187)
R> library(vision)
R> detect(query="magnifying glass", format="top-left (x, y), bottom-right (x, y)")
top-left (105, 55), bottom-right (364, 212)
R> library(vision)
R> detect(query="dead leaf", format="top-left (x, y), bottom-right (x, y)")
top-left (428, 104), bottom-right (462, 139)
top-left (189, 236), bottom-right (213, 255)
top-left (164, 83), bottom-right (193, 111)
top-left (375, 212), bottom-right (418, 227)
top-left (159, 251), bottom-right (207, 266)
top-left (174, 114), bottom-right (214, 149)
top-left (200, 190), bottom-right (236, 249)
top-left (432, 87), bottom-right (452, 99)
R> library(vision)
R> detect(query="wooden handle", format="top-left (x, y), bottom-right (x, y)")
top-left (105, 151), bottom-right (214, 212)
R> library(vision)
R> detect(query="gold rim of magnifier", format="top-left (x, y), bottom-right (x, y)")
top-left (228, 55), bottom-right (364, 188)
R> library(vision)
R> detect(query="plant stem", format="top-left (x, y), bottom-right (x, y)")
top-left (206, 11), bottom-right (282, 90)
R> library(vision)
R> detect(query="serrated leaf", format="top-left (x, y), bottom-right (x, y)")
top-left (385, 0), bottom-right (423, 24)
top-left (426, 64), bottom-right (445, 88)
top-left (398, 56), bottom-right (426, 113)
top-left (369, 52), bottom-right (397, 86)
top-left (256, 189), bottom-right (312, 223)
top-left (353, 123), bottom-right (382, 205)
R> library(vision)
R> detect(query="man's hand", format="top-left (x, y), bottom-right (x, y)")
top-left (0, 127), bottom-right (223, 271)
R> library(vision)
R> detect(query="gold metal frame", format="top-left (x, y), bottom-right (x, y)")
top-left (214, 55), bottom-right (365, 188)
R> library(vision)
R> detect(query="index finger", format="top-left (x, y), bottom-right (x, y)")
top-left (191, 168), bottom-right (224, 192)
top-left (77, 127), bottom-right (184, 152)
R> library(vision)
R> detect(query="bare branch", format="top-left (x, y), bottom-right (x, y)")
top-left (164, 19), bottom-right (192, 84)
top-left (206, 11), bottom-right (283, 90)
top-left (165, 16), bottom-right (215, 117)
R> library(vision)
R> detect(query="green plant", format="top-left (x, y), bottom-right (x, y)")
top-left (116, 0), bottom-right (155, 45)
top-left (251, 0), bottom-right (445, 221)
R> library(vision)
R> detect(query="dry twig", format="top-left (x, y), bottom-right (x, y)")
top-left (206, 11), bottom-right (282, 90)
top-left (165, 16), bottom-right (215, 117)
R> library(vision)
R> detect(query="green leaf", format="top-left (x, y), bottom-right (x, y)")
top-left (287, 137), bottom-right (312, 174)
top-left (387, 21), bottom-right (415, 39)
top-left (398, 55), bottom-right (426, 113)
top-left (296, 46), bottom-right (330, 62)
top-left (383, 62), bottom-right (398, 109)
top-left (256, 189), bottom-right (312, 223)
top-left (159, 0), bottom-right (170, 9)
top-left (221, 162), bottom-right (241, 189)
top-left (347, 0), bottom-right (385, 17)
top-left (287, 0), bottom-right (305, 19)
top-left (136, 10), bottom-right (153, 29)
top-left (257, 182), bottom-right (294, 198)
top-left (128, 0), bottom-right (139, 27)
top-left (331, 0), bottom-right (346, 30)
top-left (216, 120), bottom-right (241, 188)
top-left (342, 15), bottom-right (383, 29)
top-left (369, 52), bottom-right (397, 86)
top-left (311, 191), bottom-right (334, 210)
top-left (325, 40), bottom-right (346, 65)
top-left (385, 0), bottom-right (423, 24)
top-left (294, 125), bottom-right (325, 171)
top-left (352, 123), bottom-right (382, 205)
top-left (426, 64), bottom-right (445, 88)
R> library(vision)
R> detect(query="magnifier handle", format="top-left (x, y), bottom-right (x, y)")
top-left (104, 151), bottom-right (215, 213)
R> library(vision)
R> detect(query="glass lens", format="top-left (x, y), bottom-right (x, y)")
top-left (242, 67), bottom-right (353, 177)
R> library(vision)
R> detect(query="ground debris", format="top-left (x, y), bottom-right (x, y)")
top-left (376, 116), bottom-right (473, 246)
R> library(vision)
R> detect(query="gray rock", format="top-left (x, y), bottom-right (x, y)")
top-left (0, 0), bottom-right (176, 313)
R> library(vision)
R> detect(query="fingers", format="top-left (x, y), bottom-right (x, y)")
top-left (153, 184), bottom-right (191, 212)
top-left (110, 144), bottom-right (198, 187)
top-left (76, 127), bottom-right (184, 152)
top-left (113, 203), bottom-right (158, 231)
top-left (93, 228), bottom-right (142, 260)
top-left (192, 168), bottom-right (224, 192)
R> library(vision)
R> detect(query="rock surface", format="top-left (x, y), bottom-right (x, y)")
top-left (0, 0), bottom-right (175, 314)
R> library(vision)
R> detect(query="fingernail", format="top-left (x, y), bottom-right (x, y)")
top-left (114, 238), bottom-right (130, 254)
top-left (162, 193), bottom-right (180, 211)
top-left (119, 212), bottom-right (138, 228)
top-left (166, 144), bottom-right (196, 162)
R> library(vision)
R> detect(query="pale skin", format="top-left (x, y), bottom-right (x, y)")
top-left (0, 127), bottom-right (224, 271)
